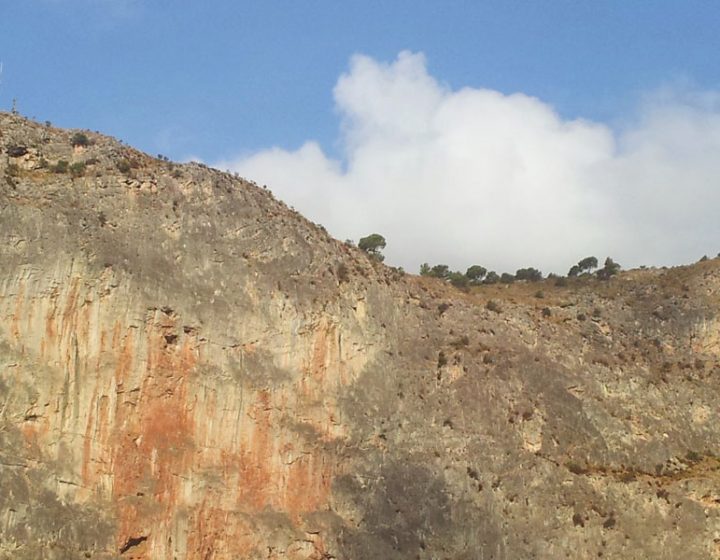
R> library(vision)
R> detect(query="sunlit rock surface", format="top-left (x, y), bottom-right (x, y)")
top-left (1, 113), bottom-right (719, 559)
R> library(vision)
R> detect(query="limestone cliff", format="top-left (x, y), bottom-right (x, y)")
top-left (1, 113), bottom-right (719, 559)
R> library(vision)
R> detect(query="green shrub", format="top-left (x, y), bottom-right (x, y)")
top-left (69, 162), bottom-right (86, 177)
top-left (52, 160), bottom-right (69, 174)
top-left (116, 159), bottom-right (131, 174)
top-left (448, 271), bottom-right (469, 288)
top-left (71, 132), bottom-right (90, 147)
top-left (686, 450), bottom-right (702, 463)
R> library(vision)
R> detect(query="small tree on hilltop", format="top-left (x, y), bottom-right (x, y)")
top-left (419, 263), bottom-right (431, 276)
top-left (597, 257), bottom-right (621, 280)
top-left (484, 271), bottom-right (500, 284)
top-left (577, 256), bottom-right (598, 272)
top-left (465, 265), bottom-right (487, 284)
top-left (430, 264), bottom-right (450, 278)
top-left (358, 233), bottom-right (386, 261)
top-left (515, 267), bottom-right (543, 282)
top-left (569, 256), bottom-right (598, 277)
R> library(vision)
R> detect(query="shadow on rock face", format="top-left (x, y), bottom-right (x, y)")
top-left (332, 459), bottom-right (503, 560)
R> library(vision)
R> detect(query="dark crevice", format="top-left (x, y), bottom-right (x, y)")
top-left (119, 535), bottom-right (148, 554)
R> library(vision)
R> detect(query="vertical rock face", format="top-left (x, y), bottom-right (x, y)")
top-left (2, 259), bottom-right (365, 559)
top-left (1, 113), bottom-right (720, 559)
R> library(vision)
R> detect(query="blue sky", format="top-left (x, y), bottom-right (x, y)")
top-left (3, 2), bottom-right (720, 272)
top-left (3, 1), bottom-right (718, 160)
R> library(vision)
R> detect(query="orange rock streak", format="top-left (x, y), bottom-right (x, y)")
top-left (2, 271), bottom-right (349, 558)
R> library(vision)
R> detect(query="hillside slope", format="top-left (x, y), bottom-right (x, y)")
top-left (1, 113), bottom-right (719, 559)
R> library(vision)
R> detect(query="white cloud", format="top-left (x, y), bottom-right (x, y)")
top-left (218, 51), bottom-right (720, 274)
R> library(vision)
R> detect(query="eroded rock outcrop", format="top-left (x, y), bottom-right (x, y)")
top-left (1, 113), bottom-right (719, 559)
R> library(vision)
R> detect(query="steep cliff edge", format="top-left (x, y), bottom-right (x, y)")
top-left (1, 113), bottom-right (719, 559)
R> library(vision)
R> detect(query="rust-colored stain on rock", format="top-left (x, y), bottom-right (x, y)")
top-left (2, 268), bottom-right (346, 558)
